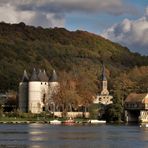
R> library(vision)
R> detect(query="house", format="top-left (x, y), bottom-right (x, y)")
top-left (125, 93), bottom-right (148, 123)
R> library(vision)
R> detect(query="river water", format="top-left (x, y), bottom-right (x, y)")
top-left (0, 123), bottom-right (148, 148)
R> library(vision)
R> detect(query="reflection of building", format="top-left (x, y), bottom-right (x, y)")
top-left (93, 65), bottom-right (113, 105)
top-left (19, 69), bottom-right (59, 113)
top-left (125, 93), bottom-right (148, 123)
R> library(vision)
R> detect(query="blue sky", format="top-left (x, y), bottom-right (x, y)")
top-left (0, 0), bottom-right (147, 55)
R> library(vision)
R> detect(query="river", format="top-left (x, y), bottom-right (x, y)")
top-left (0, 123), bottom-right (148, 148)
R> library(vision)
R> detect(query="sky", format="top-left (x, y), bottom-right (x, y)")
top-left (0, 0), bottom-right (147, 55)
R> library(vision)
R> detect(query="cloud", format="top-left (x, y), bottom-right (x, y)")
top-left (102, 7), bottom-right (148, 55)
top-left (0, 0), bottom-right (137, 28)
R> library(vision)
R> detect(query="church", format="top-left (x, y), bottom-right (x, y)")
top-left (93, 65), bottom-right (113, 105)
top-left (19, 68), bottom-right (59, 114)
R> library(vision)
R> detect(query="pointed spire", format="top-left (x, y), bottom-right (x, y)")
top-left (22, 70), bottom-right (29, 82)
top-left (102, 64), bottom-right (107, 81)
top-left (30, 68), bottom-right (39, 81)
top-left (50, 69), bottom-right (58, 82)
top-left (43, 70), bottom-right (49, 80)
top-left (38, 69), bottom-right (42, 80)
top-left (38, 69), bottom-right (48, 82)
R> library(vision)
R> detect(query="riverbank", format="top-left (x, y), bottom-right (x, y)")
top-left (0, 117), bottom-right (106, 124)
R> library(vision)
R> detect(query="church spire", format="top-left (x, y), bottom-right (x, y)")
top-left (22, 70), bottom-right (29, 82)
top-left (100, 64), bottom-right (109, 95)
top-left (102, 64), bottom-right (107, 81)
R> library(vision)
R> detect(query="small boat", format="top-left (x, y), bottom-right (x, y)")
top-left (88, 119), bottom-right (106, 124)
top-left (63, 118), bottom-right (75, 125)
top-left (50, 119), bottom-right (61, 125)
top-left (140, 123), bottom-right (148, 128)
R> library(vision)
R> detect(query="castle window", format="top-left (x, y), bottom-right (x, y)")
top-left (42, 107), bottom-right (45, 111)
top-left (45, 83), bottom-right (46, 85)
top-left (41, 82), bottom-right (42, 85)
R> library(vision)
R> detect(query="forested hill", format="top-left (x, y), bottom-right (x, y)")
top-left (0, 22), bottom-right (148, 92)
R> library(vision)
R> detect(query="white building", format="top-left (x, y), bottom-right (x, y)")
top-left (19, 68), bottom-right (59, 114)
top-left (93, 65), bottom-right (113, 105)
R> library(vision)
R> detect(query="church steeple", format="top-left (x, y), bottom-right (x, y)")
top-left (102, 64), bottom-right (107, 81)
top-left (100, 64), bottom-right (109, 95)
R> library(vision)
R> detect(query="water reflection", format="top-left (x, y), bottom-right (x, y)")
top-left (0, 124), bottom-right (148, 148)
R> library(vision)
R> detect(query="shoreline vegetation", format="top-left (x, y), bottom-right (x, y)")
top-left (0, 112), bottom-right (107, 124)
top-left (0, 114), bottom-right (123, 125)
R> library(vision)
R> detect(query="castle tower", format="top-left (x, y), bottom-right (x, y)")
top-left (49, 69), bottom-right (59, 96)
top-left (19, 70), bottom-right (29, 112)
top-left (28, 68), bottom-right (43, 113)
top-left (38, 69), bottom-right (49, 111)
top-left (48, 69), bottom-right (59, 111)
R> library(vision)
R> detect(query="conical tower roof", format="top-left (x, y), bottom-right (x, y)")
top-left (50, 69), bottom-right (58, 82)
top-left (22, 70), bottom-right (29, 82)
top-left (38, 69), bottom-right (48, 82)
top-left (30, 68), bottom-right (39, 81)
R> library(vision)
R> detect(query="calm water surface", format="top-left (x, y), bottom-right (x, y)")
top-left (0, 123), bottom-right (148, 148)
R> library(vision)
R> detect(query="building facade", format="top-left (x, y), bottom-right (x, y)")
top-left (93, 65), bottom-right (113, 105)
top-left (19, 69), bottom-right (59, 114)
top-left (125, 93), bottom-right (148, 123)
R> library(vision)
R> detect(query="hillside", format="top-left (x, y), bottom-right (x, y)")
top-left (0, 22), bottom-right (148, 92)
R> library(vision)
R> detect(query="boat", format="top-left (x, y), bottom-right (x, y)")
top-left (50, 119), bottom-right (62, 125)
top-left (140, 124), bottom-right (148, 128)
top-left (63, 118), bottom-right (75, 125)
top-left (88, 119), bottom-right (106, 124)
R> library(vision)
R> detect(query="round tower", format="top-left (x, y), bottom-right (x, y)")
top-left (38, 69), bottom-right (49, 111)
top-left (19, 70), bottom-right (29, 112)
top-left (49, 69), bottom-right (59, 93)
top-left (28, 68), bottom-right (42, 113)
top-left (48, 70), bottom-right (59, 108)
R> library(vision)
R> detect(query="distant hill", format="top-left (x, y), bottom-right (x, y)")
top-left (0, 22), bottom-right (148, 92)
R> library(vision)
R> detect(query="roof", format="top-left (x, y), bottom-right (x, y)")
top-left (125, 93), bottom-right (148, 103)
top-left (49, 69), bottom-right (58, 82)
top-left (30, 68), bottom-right (39, 81)
top-left (38, 69), bottom-right (48, 82)
top-left (22, 70), bottom-right (29, 82)
top-left (101, 64), bottom-right (107, 81)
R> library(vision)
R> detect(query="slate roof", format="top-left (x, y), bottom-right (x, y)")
top-left (22, 70), bottom-right (29, 82)
top-left (50, 69), bottom-right (58, 82)
top-left (38, 69), bottom-right (48, 82)
top-left (30, 68), bottom-right (39, 81)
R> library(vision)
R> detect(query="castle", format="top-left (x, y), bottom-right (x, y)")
top-left (93, 65), bottom-right (113, 105)
top-left (19, 68), bottom-right (59, 113)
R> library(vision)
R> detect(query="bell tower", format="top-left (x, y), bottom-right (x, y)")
top-left (101, 64), bottom-right (109, 95)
